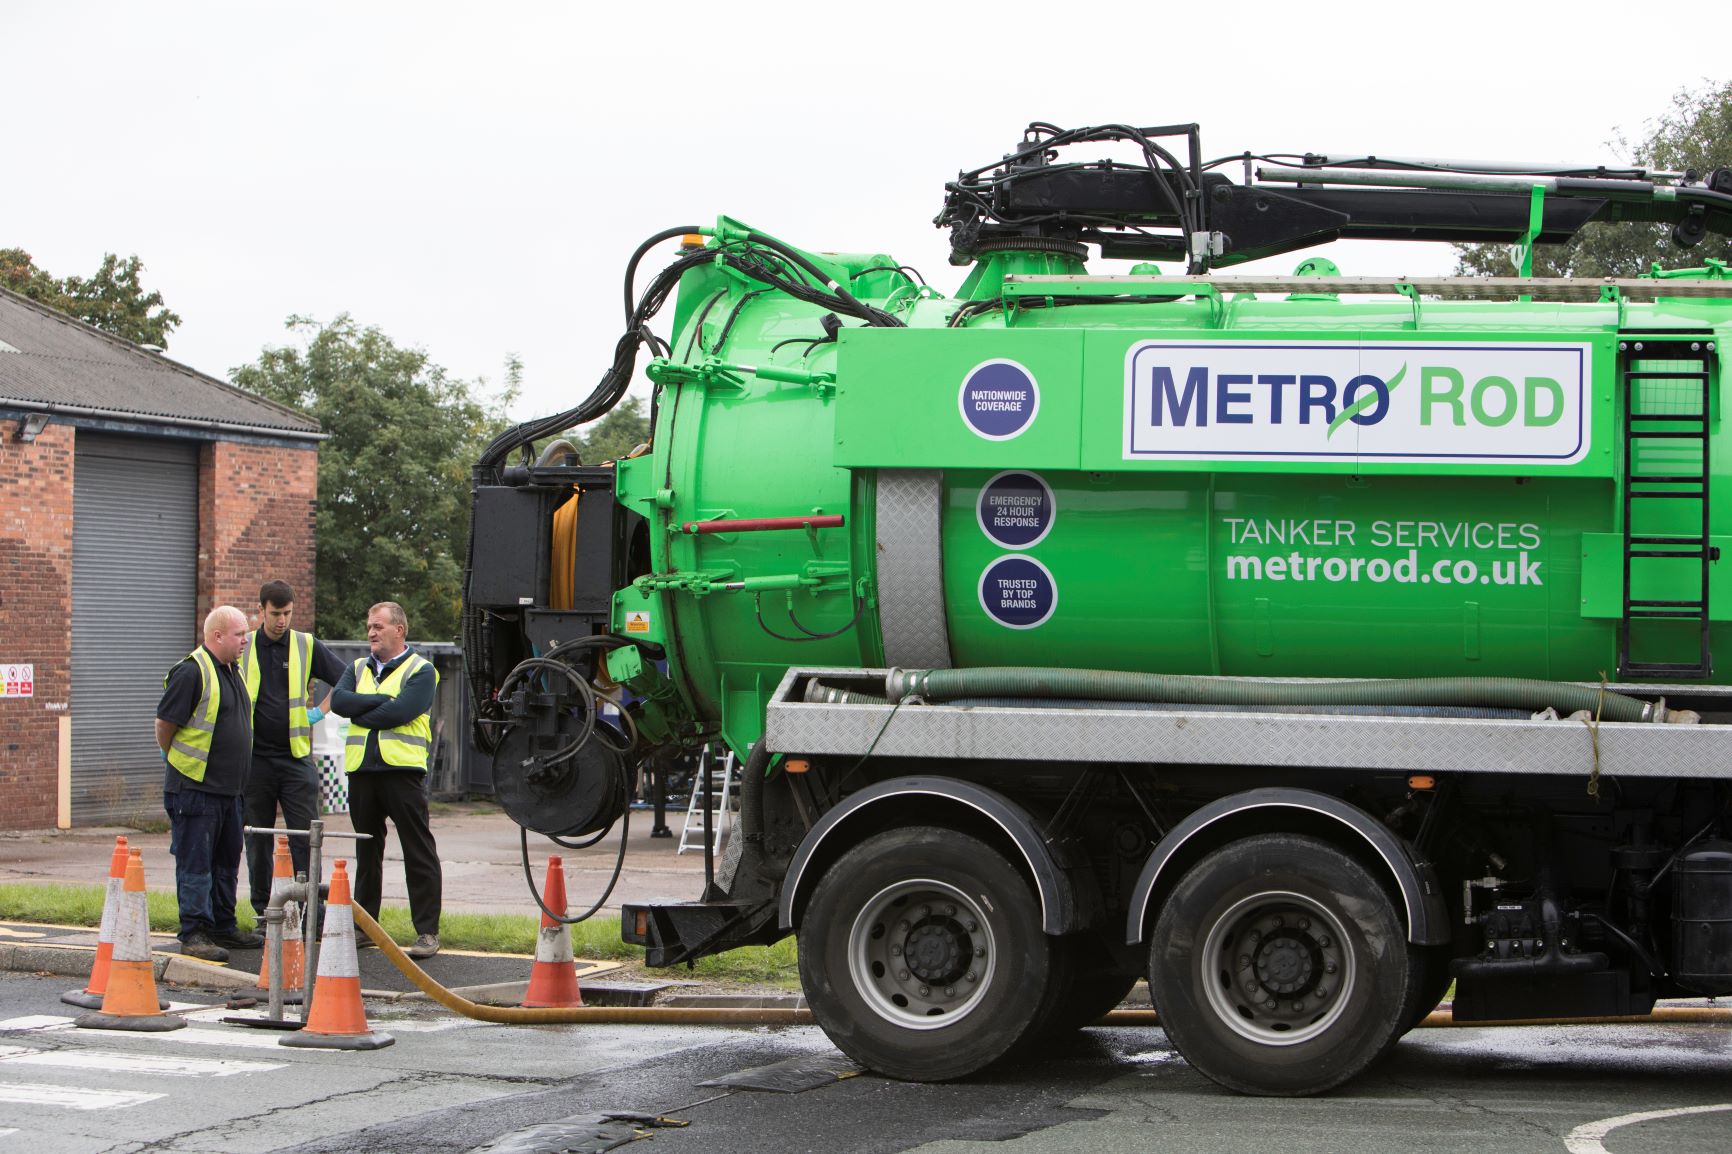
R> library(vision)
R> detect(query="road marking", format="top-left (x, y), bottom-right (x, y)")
top-left (3, 1016), bottom-right (299, 1050)
top-left (152, 1026), bottom-right (305, 1050)
top-left (0, 927), bottom-right (46, 939)
top-left (0, 1044), bottom-right (284, 1076)
top-left (4, 1011), bottom-right (462, 1045)
top-left (186, 1006), bottom-right (474, 1033)
top-left (0, 1017), bottom-right (73, 1032)
top-left (1564, 1102), bottom-right (1732, 1153)
top-left (0, 1082), bottom-right (163, 1111)
top-left (364, 1018), bottom-right (468, 1032)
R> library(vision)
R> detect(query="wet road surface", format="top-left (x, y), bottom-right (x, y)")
top-left (2, 973), bottom-right (1728, 1153)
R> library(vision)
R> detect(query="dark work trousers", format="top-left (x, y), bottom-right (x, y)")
top-left (244, 751), bottom-right (321, 911)
top-left (347, 770), bottom-right (442, 936)
top-left (164, 789), bottom-right (244, 941)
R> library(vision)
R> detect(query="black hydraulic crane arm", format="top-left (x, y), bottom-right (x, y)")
top-left (938, 122), bottom-right (1732, 271)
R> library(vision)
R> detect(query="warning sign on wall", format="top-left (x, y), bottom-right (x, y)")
top-left (0, 664), bottom-right (34, 698)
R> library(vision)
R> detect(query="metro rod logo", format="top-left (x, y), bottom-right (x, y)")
top-left (1123, 341), bottom-right (1591, 464)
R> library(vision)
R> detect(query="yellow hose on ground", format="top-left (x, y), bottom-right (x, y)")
top-left (351, 904), bottom-right (812, 1025)
top-left (351, 907), bottom-right (1732, 1031)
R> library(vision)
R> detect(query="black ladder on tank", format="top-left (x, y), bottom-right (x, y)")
top-left (1619, 336), bottom-right (1717, 679)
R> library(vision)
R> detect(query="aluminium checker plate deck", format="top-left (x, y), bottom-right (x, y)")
top-left (764, 667), bottom-right (1732, 780)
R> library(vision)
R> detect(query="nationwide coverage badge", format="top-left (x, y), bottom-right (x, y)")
top-left (960, 360), bottom-right (1040, 441)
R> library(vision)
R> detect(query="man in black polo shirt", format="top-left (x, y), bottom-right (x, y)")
top-left (241, 580), bottom-right (347, 915)
top-left (154, 605), bottom-right (258, 964)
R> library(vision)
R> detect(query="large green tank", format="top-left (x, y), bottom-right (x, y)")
top-left (612, 232), bottom-right (1728, 755)
top-left (464, 120), bottom-right (1732, 806)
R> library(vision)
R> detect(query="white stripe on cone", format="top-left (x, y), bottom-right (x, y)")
top-left (313, 903), bottom-right (359, 979)
top-left (96, 873), bottom-right (123, 947)
top-left (109, 882), bottom-right (151, 964)
top-left (536, 925), bottom-right (575, 965)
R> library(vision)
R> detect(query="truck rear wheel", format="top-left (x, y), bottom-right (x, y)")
top-left (797, 825), bottom-right (1051, 1081)
top-left (1402, 944), bottom-right (1455, 1033)
top-left (1148, 833), bottom-right (1409, 1096)
top-left (1030, 933), bottom-right (1140, 1039)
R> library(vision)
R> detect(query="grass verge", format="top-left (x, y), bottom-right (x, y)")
top-left (0, 882), bottom-right (799, 987)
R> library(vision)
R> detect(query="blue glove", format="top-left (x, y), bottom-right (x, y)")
top-left (307, 706), bottom-right (325, 724)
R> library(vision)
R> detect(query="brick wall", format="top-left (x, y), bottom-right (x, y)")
top-left (0, 418), bottom-right (74, 830)
top-left (0, 429), bottom-right (318, 831)
top-left (198, 440), bottom-right (320, 631)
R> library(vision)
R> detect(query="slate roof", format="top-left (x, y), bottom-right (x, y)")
top-left (0, 286), bottom-right (321, 438)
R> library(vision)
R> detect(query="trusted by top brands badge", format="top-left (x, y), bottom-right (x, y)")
top-left (960, 359), bottom-right (1040, 440)
top-left (1123, 340), bottom-right (1591, 465)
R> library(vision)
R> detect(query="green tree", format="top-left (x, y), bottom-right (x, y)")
top-left (232, 316), bottom-right (513, 640)
top-left (0, 248), bottom-right (182, 347)
top-left (571, 395), bottom-right (650, 463)
top-left (1455, 82), bottom-right (1732, 278)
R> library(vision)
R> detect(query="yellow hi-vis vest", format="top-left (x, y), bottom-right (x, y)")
top-left (344, 652), bottom-right (438, 774)
top-left (164, 647), bottom-right (222, 783)
top-left (239, 628), bottom-right (315, 758)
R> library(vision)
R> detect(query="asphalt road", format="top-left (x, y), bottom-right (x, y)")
top-left (2, 972), bottom-right (1729, 1154)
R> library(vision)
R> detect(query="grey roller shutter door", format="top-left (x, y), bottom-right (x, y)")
top-left (71, 435), bottom-right (198, 824)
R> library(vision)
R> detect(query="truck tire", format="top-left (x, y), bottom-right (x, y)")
top-left (1030, 933), bottom-right (1140, 1039)
top-left (797, 825), bottom-right (1051, 1081)
top-left (1402, 944), bottom-right (1455, 1033)
top-left (1148, 833), bottom-right (1409, 1096)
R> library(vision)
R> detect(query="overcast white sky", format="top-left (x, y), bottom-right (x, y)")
top-left (5, 1), bottom-right (1728, 420)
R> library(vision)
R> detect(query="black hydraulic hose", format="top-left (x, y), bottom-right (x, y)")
top-left (742, 232), bottom-right (903, 327)
top-left (738, 740), bottom-right (771, 851)
top-left (622, 226), bottom-right (704, 325)
top-left (497, 657), bottom-right (597, 763)
top-left (477, 228), bottom-right (704, 471)
top-left (518, 813), bottom-right (629, 926)
top-left (884, 667), bottom-right (1660, 723)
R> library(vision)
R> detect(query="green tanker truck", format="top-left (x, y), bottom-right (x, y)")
top-left (464, 122), bottom-right (1732, 1095)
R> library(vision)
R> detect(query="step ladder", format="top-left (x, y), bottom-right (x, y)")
top-left (1619, 336), bottom-right (1717, 679)
top-left (678, 746), bottom-right (735, 855)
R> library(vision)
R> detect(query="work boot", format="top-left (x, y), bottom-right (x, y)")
top-left (651, 826), bottom-right (673, 839)
top-left (182, 932), bottom-right (230, 964)
top-left (213, 928), bottom-right (264, 950)
top-left (405, 933), bottom-right (440, 959)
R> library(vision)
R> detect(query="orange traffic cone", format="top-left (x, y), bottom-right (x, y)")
top-left (256, 836), bottom-right (305, 1002)
top-left (521, 856), bottom-right (583, 1008)
top-left (75, 851), bottom-right (184, 1032)
top-left (280, 860), bottom-right (393, 1050)
top-left (62, 835), bottom-right (128, 1009)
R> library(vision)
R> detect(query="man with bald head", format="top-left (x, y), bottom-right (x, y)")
top-left (154, 605), bottom-right (261, 963)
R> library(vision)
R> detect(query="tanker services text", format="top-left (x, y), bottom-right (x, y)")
top-left (1221, 517), bottom-right (1546, 587)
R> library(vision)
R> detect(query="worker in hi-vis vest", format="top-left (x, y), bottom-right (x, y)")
top-left (154, 605), bottom-right (258, 964)
top-left (328, 600), bottom-right (443, 959)
top-left (239, 580), bottom-right (347, 916)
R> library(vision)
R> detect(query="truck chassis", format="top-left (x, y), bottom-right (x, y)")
top-left (625, 668), bottom-right (1732, 1095)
